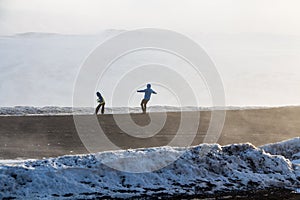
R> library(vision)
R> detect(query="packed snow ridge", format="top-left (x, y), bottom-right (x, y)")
top-left (0, 138), bottom-right (299, 199)
top-left (0, 105), bottom-right (290, 116)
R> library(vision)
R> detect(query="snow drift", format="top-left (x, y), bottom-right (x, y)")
top-left (0, 138), bottom-right (299, 199)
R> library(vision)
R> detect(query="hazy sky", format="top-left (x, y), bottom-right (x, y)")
top-left (0, 0), bottom-right (300, 36)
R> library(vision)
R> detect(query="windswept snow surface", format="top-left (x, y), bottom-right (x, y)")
top-left (0, 138), bottom-right (299, 199)
top-left (261, 138), bottom-right (300, 165)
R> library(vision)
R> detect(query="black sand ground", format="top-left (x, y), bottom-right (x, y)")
top-left (0, 107), bottom-right (300, 159)
top-left (1, 107), bottom-right (300, 199)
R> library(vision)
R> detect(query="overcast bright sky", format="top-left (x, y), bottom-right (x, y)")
top-left (0, 0), bottom-right (300, 36)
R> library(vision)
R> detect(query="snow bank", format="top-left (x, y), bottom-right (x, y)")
top-left (0, 105), bottom-right (289, 116)
top-left (260, 137), bottom-right (300, 183)
top-left (0, 138), bottom-right (299, 199)
top-left (261, 137), bottom-right (300, 160)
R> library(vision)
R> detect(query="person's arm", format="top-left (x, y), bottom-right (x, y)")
top-left (137, 89), bottom-right (145, 93)
top-left (97, 96), bottom-right (103, 103)
top-left (99, 96), bottom-right (103, 102)
top-left (152, 90), bottom-right (157, 94)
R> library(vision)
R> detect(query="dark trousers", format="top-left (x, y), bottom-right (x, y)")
top-left (95, 103), bottom-right (105, 114)
top-left (140, 99), bottom-right (149, 113)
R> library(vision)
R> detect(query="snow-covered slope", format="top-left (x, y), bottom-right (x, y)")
top-left (0, 138), bottom-right (299, 199)
top-left (261, 137), bottom-right (300, 165)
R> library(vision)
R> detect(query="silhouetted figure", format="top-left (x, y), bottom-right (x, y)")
top-left (95, 92), bottom-right (105, 114)
top-left (137, 84), bottom-right (157, 113)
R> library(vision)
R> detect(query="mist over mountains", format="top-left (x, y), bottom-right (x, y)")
top-left (1, 30), bottom-right (300, 107)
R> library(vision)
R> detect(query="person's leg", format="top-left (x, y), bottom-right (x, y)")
top-left (101, 103), bottom-right (105, 114)
top-left (143, 99), bottom-right (149, 113)
top-left (95, 104), bottom-right (101, 114)
top-left (140, 99), bottom-right (145, 113)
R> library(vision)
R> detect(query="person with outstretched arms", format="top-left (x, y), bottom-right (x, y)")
top-left (137, 84), bottom-right (157, 114)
